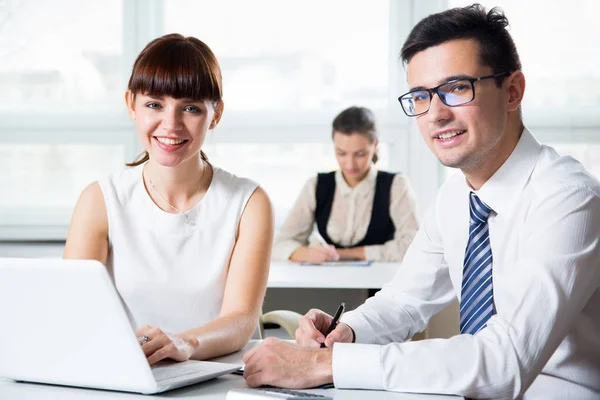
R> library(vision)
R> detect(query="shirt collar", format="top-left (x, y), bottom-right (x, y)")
top-left (335, 165), bottom-right (378, 196)
top-left (470, 127), bottom-right (542, 217)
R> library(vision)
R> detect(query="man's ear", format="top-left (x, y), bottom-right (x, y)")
top-left (210, 101), bottom-right (224, 129)
top-left (506, 71), bottom-right (526, 112)
top-left (124, 91), bottom-right (136, 121)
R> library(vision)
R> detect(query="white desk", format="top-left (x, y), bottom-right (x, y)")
top-left (267, 262), bottom-right (398, 289)
top-left (0, 341), bottom-right (463, 400)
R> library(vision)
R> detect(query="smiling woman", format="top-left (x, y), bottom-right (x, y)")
top-left (124, 34), bottom-right (223, 169)
top-left (63, 33), bottom-right (273, 365)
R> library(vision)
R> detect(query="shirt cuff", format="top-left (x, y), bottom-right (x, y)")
top-left (272, 241), bottom-right (302, 261)
top-left (332, 343), bottom-right (383, 389)
top-left (363, 245), bottom-right (383, 261)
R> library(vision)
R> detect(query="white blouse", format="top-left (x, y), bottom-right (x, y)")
top-left (272, 167), bottom-right (420, 262)
top-left (98, 164), bottom-right (258, 333)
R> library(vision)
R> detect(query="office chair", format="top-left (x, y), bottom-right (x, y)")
top-left (252, 311), bottom-right (426, 341)
top-left (252, 310), bottom-right (303, 339)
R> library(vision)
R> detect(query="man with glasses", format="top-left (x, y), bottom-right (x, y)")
top-left (398, 71), bottom-right (511, 117)
top-left (243, 4), bottom-right (600, 399)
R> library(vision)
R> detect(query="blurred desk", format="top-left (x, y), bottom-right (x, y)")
top-left (0, 341), bottom-right (463, 399)
top-left (267, 261), bottom-right (398, 289)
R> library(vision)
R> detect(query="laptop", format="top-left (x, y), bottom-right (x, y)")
top-left (0, 258), bottom-right (241, 394)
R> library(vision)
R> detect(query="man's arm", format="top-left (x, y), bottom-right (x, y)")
top-left (243, 199), bottom-right (455, 389)
top-left (339, 201), bottom-right (455, 345)
top-left (334, 184), bottom-right (600, 399)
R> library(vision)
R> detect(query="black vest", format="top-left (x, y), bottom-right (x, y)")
top-left (315, 171), bottom-right (396, 248)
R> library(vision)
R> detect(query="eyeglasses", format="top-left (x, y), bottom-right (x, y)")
top-left (398, 71), bottom-right (512, 117)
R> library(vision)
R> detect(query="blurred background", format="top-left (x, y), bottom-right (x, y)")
top-left (0, 0), bottom-right (599, 250)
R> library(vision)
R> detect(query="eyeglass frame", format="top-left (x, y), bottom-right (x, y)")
top-left (397, 71), bottom-right (512, 117)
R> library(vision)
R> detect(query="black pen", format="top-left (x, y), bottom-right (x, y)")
top-left (320, 302), bottom-right (345, 348)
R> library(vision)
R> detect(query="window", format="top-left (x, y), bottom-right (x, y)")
top-left (0, 144), bottom-right (125, 208)
top-left (0, 0), bottom-right (126, 114)
top-left (5, 1), bottom-right (595, 240)
top-left (448, 0), bottom-right (600, 125)
top-left (0, 0), bottom-right (412, 240)
top-left (163, 0), bottom-right (390, 112)
top-left (0, 144), bottom-right (125, 238)
top-left (161, 0), bottom-right (401, 228)
top-left (0, 0), bottom-right (131, 239)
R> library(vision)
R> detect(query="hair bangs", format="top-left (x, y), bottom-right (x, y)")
top-left (128, 37), bottom-right (222, 102)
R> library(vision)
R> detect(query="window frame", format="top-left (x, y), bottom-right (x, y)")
top-left (7, 1), bottom-right (597, 241)
top-left (19, 1), bottom-right (600, 241)
top-left (0, 0), bottom-right (430, 241)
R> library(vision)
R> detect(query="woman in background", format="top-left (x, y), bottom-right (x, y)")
top-left (273, 106), bottom-right (419, 264)
top-left (64, 34), bottom-right (273, 364)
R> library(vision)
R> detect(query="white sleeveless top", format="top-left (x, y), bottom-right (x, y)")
top-left (98, 164), bottom-right (258, 333)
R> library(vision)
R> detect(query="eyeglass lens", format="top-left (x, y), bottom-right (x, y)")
top-left (401, 79), bottom-right (474, 116)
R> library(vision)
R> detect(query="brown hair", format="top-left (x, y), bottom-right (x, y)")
top-left (331, 106), bottom-right (379, 164)
top-left (126, 33), bottom-right (223, 166)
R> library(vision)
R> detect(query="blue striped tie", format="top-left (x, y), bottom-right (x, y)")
top-left (460, 193), bottom-right (494, 335)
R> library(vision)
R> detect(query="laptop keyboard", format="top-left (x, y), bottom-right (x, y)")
top-left (151, 360), bottom-right (210, 381)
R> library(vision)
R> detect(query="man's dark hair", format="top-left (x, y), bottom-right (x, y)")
top-left (401, 3), bottom-right (521, 86)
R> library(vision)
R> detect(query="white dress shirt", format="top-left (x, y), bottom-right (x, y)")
top-left (333, 129), bottom-right (600, 399)
top-left (272, 167), bottom-right (420, 261)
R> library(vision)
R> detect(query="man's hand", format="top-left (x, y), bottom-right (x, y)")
top-left (295, 309), bottom-right (354, 348)
top-left (243, 338), bottom-right (333, 389)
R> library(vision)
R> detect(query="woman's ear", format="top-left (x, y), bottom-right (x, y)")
top-left (506, 71), bottom-right (526, 112)
top-left (210, 101), bottom-right (225, 129)
top-left (124, 91), bottom-right (136, 121)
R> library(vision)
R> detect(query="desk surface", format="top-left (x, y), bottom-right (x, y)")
top-left (268, 262), bottom-right (399, 289)
top-left (0, 341), bottom-right (462, 400)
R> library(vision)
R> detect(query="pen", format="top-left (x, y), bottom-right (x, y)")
top-left (312, 230), bottom-right (329, 248)
top-left (320, 302), bottom-right (345, 348)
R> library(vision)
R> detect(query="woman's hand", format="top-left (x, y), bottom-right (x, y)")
top-left (136, 325), bottom-right (199, 365)
top-left (290, 245), bottom-right (340, 263)
top-left (335, 246), bottom-right (365, 261)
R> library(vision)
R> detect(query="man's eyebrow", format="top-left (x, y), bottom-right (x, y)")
top-left (444, 74), bottom-right (474, 83)
top-left (408, 85), bottom-right (428, 92)
top-left (408, 74), bottom-right (475, 92)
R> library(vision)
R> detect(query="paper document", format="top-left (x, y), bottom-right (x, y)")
top-left (300, 260), bottom-right (372, 267)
